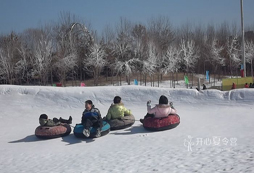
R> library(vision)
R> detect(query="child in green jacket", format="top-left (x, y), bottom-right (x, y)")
top-left (39, 114), bottom-right (72, 127)
top-left (106, 96), bottom-right (131, 120)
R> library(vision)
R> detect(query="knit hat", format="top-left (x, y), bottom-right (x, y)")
top-left (39, 114), bottom-right (48, 120)
top-left (114, 96), bottom-right (121, 104)
top-left (159, 95), bottom-right (168, 105)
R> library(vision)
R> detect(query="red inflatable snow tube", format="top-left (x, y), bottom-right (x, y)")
top-left (35, 124), bottom-right (71, 139)
top-left (143, 114), bottom-right (180, 131)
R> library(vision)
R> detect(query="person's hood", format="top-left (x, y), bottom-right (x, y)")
top-left (39, 118), bottom-right (47, 126)
top-left (110, 103), bottom-right (124, 107)
top-left (156, 104), bottom-right (170, 108)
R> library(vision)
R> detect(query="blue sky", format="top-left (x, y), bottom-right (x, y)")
top-left (1, 0), bottom-right (254, 35)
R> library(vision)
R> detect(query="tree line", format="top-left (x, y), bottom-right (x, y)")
top-left (0, 13), bottom-right (254, 86)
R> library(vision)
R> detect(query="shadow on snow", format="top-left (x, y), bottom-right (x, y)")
top-left (61, 133), bottom-right (95, 145)
top-left (9, 134), bottom-right (41, 143)
top-left (110, 125), bottom-right (155, 135)
top-left (9, 133), bottom-right (96, 145)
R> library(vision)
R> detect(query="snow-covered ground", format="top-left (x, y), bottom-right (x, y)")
top-left (1, 85), bottom-right (254, 173)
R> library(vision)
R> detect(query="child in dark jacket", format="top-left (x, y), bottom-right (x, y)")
top-left (39, 114), bottom-right (72, 127)
top-left (81, 100), bottom-right (103, 138)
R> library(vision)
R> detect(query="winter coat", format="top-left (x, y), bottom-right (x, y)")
top-left (106, 103), bottom-right (131, 120)
top-left (231, 83), bottom-right (236, 89)
top-left (245, 84), bottom-right (249, 88)
top-left (82, 106), bottom-right (102, 122)
top-left (147, 104), bottom-right (177, 118)
top-left (202, 84), bottom-right (207, 90)
top-left (39, 118), bottom-right (61, 127)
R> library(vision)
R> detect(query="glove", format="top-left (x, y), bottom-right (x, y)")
top-left (53, 118), bottom-right (60, 123)
top-left (147, 100), bottom-right (151, 106)
top-left (170, 102), bottom-right (175, 109)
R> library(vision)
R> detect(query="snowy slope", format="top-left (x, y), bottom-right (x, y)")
top-left (0, 85), bottom-right (254, 173)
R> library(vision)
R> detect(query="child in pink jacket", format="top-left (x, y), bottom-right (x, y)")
top-left (140, 95), bottom-right (177, 123)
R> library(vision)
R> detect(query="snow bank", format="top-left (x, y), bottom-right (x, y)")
top-left (1, 85), bottom-right (254, 105)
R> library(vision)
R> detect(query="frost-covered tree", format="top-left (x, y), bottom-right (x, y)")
top-left (161, 46), bottom-right (181, 74)
top-left (132, 24), bottom-right (147, 60)
top-left (245, 40), bottom-right (254, 77)
top-left (179, 39), bottom-right (199, 73)
top-left (0, 48), bottom-right (12, 83)
top-left (32, 35), bottom-right (53, 85)
top-left (85, 43), bottom-right (107, 86)
top-left (0, 48), bottom-right (13, 84)
top-left (113, 32), bottom-right (132, 60)
top-left (0, 33), bottom-right (19, 84)
top-left (15, 43), bottom-right (31, 84)
top-left (54, 53), bottom-right (77, 86)
top-left (140, 41), bottom-right (157, 86)
top-left (226, 36), bottom-right (240, 77)
top-left (54, 29), bottom-right (73, 85)
top-left (114, 58), bottom-right (139, 85)
top-left (162, 45), bottom-right (182, 87)
top-left (148, 16), bottom-right (174, 52)
top-left (53, 15), bottom-right (93, 83)
top-left (142, 41), bottom-right (158, 77)
top-left (209, 39), bottom-right (225, 72)
top-left (160, 46), bottom-right (181, 88)
top-left (112, 31), bottom-right (135, 85)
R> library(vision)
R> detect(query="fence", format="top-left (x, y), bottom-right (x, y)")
top-left (222, 77), bottom-right (253, 91)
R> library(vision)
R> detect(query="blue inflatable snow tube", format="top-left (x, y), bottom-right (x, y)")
top-left (74, 121), bottom-right (110, 138)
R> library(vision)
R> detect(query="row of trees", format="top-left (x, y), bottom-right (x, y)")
top-left (0, 13), bottom-right (254, 86)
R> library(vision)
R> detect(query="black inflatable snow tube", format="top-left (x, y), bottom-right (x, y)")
top-left (106, 114), bottom-right (135, 130)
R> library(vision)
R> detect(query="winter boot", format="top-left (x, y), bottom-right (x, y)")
top-left (59, 116), bottom-right (72, 124)
top-left (67, 116), bottom-right (72, 124)
top-left (95, 128), bottom-right (101, 138)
